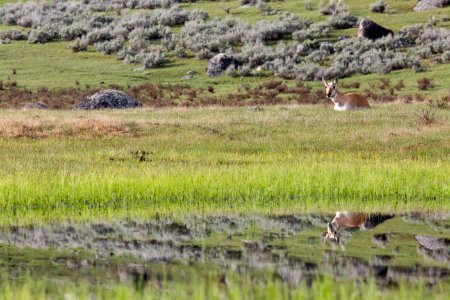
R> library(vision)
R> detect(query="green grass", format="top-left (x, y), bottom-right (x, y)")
top-left (0, 0), bottom-right (450, 95)
top-left (0, 272), bottom-right (448, 300)
top-left (0, 104), bottom-right (448, 224)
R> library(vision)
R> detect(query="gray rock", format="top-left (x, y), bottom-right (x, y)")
top-left (416, 235), bottom-right (450, 250)
top-left (357, 19), bottom-right (394, 41)
top-left (22, 102), bottom-right (48, 110)
top-left (414, 0), bottom-right (450, 11)
top-left (207, 53), bottom-right (240, 76)
top-left (74, 89), bottom-right (141, 110)
top-left (416, 235), bottom-right (450, 264)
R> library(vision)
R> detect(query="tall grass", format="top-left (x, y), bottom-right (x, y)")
top-left (0, 105), bottom-right (447, 224)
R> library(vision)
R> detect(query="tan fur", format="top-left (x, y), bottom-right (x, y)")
top-left (325, 212), bottom-right (369, 241)
top-left (335, 93), bottom-right (371, 108)
top-left (322, 78), bottom-right (370, 110)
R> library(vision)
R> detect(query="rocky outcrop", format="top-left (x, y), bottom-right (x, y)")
top-left (74, 89), bottom-right (141, 110)
top-left (358, 19), bottom-right (394, 40)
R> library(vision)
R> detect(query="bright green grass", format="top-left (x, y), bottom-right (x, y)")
top-left (0, 273), bottom-right (448, 300)
top-left (0, 0), bottom-right (450, 94)
top-left (0, 104), bottom-right (448, 224)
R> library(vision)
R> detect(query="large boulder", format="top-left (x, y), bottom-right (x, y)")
top-left (357, 19), bottom-right (394, 41)
top-left (414, 0), bottom-right (450, 11)
top-left (207, 53), bottom-right (240, 76)
top-left (75, 89), bottom-right (141, 110)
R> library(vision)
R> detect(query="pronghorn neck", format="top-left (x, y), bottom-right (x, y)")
top-left (329, 89), bottom-right (346, 109)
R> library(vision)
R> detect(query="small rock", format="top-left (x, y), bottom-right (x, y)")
top-left (249, 106), bottom-right (264, 112)
top-left (416, 235), bottom-right (450, 250)
top-left (22, 102), bottom-right (48, 110)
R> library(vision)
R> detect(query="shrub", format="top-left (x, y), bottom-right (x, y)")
top-left (59, 23), bottom-right (88, 41)
top-left (394, 80), bottom-right (405, 91)
top-left (238, 41), bottom-right (276, 67)
top-left (319, 0), bottom-right (348, 16)
top-left (329, 37), bottom-right (421, 78)
top-left (417, 78), bottom-right (434, 90)
top-left (152, 8), bottom-right (190, 26)
top-left (327, 12), bottom-right (357, 29)
top-left (175, 45), bottom-right (187, 58)
top-left (397, 24), bottom-right (425, 47)
top-left (28, 24), bottom-right (59, 44)
top-left (70, 37), bottom-right (89, 52)
top-left (442, 50), bottom-right (450, 62)
top-left (293, 22), bottom-right (331, 41)
top-left (188, 9), bottom-right (208, 21)
top-left (95, 38), bottom-right (124, 55)
top-left (306, 50), bottom-right (329, 63)
top-left (415, 28), bottom-right (450, 58)
top-left (0, 29), bottom-right (27, 40)
top-left (136, 49), bottom-right (169, 68)
top-left (86, 27), bottom-right (114, 45)
top-left (294, 62), bottom-right (326, 81)
top-left (417, 109), bottom-right (436, 125)
top-left (370, 0), bottom-right (388, 13)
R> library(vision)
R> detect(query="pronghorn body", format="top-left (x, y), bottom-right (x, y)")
top-left (324, 211), bottom-right (393, 243)
top-left (322, 78), bottom-right (370, 111)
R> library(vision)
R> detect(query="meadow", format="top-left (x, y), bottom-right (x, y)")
top-left (0, 0), bottom-right (449, 298)
top-left (0, 104), bottom-right (448, 224)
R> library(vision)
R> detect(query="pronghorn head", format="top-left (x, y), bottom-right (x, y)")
top-left (324, 222), bottom-right (340, 243)
top-left (322, 78), bottom-right (338, 99)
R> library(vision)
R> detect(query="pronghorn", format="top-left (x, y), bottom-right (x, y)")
top-left (322, 78), bottom-right (371, 111)
top-left (324, 211), bottom-right (393, 243)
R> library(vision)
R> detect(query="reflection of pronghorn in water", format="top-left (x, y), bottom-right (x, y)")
top-left (322, 78), bottom-right (371, 111)
top-left (324, 211), bottom-right (394, 243)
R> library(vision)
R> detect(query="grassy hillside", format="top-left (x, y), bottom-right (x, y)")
top-left (0, 0), bottom-right (449, 96)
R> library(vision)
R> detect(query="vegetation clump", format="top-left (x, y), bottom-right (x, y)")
top-left (370, 0), bottom-right (389, 13)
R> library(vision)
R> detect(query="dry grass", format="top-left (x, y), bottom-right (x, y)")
top-left (0, 115), bottom-right (140, 138)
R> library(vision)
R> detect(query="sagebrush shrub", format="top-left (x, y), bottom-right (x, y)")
top-left (95, 38), bottom-right (125, 55)
top-left (327, 12), bottom-right (357, 29)
top-left (70, 36), bottom-right (89, 52)
top-left (370, 0), bottom-right (388, 13)
top-left (28, 24), bottom-right (59, 43)
top-left (136, 49), bottom-right (169, 68)
top-left (293, 22), bottom-right (331, 41)
top-left (319, 0), bottom-right (348, 16)
top-left (0, 29), bottom-right (26, 40)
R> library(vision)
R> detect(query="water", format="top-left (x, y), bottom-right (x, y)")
top-left (0, 213), bottom-right (448, 290)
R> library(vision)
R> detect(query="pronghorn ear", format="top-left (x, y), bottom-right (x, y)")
top-left (322, 77), bottom-right (327, 86)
